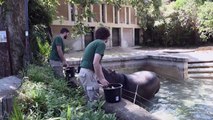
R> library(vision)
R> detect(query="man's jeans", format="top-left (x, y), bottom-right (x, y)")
top-left (49, 60), bottom-right (64, 78)
top-left (78, 68), bottom-right (100, 102)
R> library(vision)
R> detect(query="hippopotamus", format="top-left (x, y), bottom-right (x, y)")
top-left (103, 68), bottom-right (160, 103)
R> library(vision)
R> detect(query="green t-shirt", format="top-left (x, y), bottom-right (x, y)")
top-left (49, 36), bottom-right (65, 61)
top-left (80, 39), bottom-right (106, 71)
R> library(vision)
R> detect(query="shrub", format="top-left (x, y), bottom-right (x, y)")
top-left (175, 0), bottom-right (187, 9)
top-left (145, 11), bottom-right (199, 47)
top-left (26, 64), bottom-right (54, 83)
top-left (197, 2), bottom-right (213, 42)
top-left (11, 64), bottom-right (116, 120)
top-left (31, 25), bottom-right (52, 65)
top-left (143, 0), bottom-right (200, 47)
top-left (9, 100), bottom-right (24, 120)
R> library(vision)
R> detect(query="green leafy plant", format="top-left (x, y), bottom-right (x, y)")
top-left (14, 64), bottom-right (116, 120)
top-left (197, 1), bottom-right (213, 42)
top-left (9, 99), bottom-right (24, 120)
top-left (66, 105), bottom-right (72, 120)
top-left (29, 0), bottom-right (59, 64)
top-left (143, 0), bottom-right (205, 47)
top-left (0, 0), bottom-right (4, 5)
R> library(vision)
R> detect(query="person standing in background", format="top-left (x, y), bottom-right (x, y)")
top-left (49, 28), bottom-right (69, 78)
top-left (79, 27), bottom-right (110, 104)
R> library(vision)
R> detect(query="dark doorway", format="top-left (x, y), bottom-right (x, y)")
top-left (112, 28), bottom-right (120, 46)
top-left (84, 27), bottom-right (95, 47)
top-left (135, 29), bottom-right (140, 46)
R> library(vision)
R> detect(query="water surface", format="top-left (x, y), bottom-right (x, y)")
top-left (146, 78), bottom-right (213, 120)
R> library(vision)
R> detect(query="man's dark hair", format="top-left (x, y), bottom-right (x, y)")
top-left (60, 28), bottom-right (69, 34)
top-left (95, 27), bottom-right (110, 40)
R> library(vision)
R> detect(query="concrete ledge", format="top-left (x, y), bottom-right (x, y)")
top-left (146, 55), bottom-right (188, 62)
top-left (103, 99), bottom-right (159, 120)
top-left (144, 55), bottom-right (188, 81)
top-left (103, 56), bottom-right (147, 62)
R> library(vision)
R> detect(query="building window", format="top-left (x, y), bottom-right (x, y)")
top-left (70, 4), bottom-right (75, 21)
top-left (114, 6), bottom-right (118, 24)
top-left (126, 7), bottom-right (129, 24)
top-left (102, 4), bottom-right (105, 23)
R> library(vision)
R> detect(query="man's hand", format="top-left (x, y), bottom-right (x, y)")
top-left (99, 79), bottom-right (109, 87)
top-left (62, 61), bottom-right (68, 67)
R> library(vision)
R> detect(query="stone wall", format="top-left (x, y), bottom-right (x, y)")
top-left (102, 56), bottom-right (146, 74)
top-left (143, 55), bottom-right (188, 81)
top-left (68, 55), bottom-right (188, 80)
top-left (122, 28), bottom-right (134, 47)
top-left (56, 0), bottom-right (69, 20)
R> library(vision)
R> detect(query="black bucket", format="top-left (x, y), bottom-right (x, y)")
top-left (65, 66), bottom-right (75, 79)
top-left (103, 83), bottom-right (123, 103)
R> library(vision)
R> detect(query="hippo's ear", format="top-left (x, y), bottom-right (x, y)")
top-left (108, 69), bottom-right (116, 75)
top-left (111, 70), bottom-right (116, 74)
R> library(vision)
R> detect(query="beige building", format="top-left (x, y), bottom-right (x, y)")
top-left (51, 0), bottom-right (141, 50)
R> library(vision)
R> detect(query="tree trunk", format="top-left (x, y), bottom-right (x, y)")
top-left (0, 0), bottom-right (26, 75)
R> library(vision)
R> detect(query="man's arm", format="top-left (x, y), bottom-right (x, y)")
top-left (93, 53), bottom-right (109, 86)
top-left (56, 46), bottom-right (67, 66)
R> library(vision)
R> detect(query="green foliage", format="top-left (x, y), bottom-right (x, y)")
top-left (14, 64), bottom-right (116, 120)
top-left (67, 0), bottom-right (98, 37)
top-left (0, 0), bottom-right (4, 5)
top-left (175, 0), bottom-right (213, 42)
top-left (144, 0), bottom-right (199, 47)
top-left (66, 105), bottom-right (72, 120)
top-left (175, 0), bottom-right (209, 9)
top-left (131, 0), bottom-right (161, 29)
top-left (197, 1), bottom-right (213, 41)
top-left (30, 25), bottom-right (52, 64)
top-left (9, 100), bottom-right (24, 120)
top-left (29, 0), bottom-right (58, 26)
top-left (162, 11), bottom-right (198, 46)
top-left (37, 38), bottom-right (50, 59)
top-left (143, 0), bottom-right (213, 46)
top-left (27, 64), bottom-right (53, 82)
top-left (29, 0), bottom-right (58, 64)
top-left (174, 0), bottom-right (187, 9)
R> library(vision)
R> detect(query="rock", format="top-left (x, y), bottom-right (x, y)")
top-left (0, 76), bottom-right (22, 97)
top-left (103, 99), bottom-right (159, 120)
top-left (0, 76), bottom-right (22, 119)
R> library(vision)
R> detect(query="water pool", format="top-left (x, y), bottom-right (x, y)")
top-left (146, 78), bottom-right (213, 120)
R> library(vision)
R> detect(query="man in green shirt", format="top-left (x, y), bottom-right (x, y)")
top-left (79, 27), bottom-right (110, 103)
top-left (49, 28), bottom-right (69, 77)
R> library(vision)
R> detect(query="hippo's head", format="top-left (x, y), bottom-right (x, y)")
top-left (102, 68), bottom-right (126, 85)
top-left (103, 68), bottom-right (160, 101)
top-left (125, 71), bottom-right (160, 100)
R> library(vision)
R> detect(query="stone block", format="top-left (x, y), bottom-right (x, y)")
top-left (103, 99), bottom-right (159, 120)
